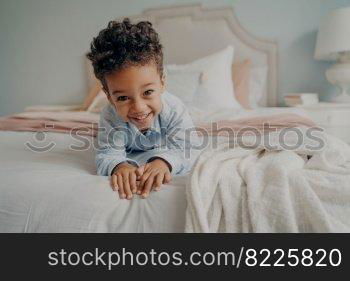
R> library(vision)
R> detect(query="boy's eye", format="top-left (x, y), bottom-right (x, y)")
top-left (117, 96), bottom-right (129, 102)
top-left (144, 90), bottom-right (154, 96)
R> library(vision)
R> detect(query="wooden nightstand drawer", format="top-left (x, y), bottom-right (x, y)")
top-left (294, 103), bottom-right (350, 144)
top-left (307, 109), bottom-right (350, 126)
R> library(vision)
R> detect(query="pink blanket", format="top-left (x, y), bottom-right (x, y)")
top-left (0, 111), bottom-right (99, 136)
top-left (0, 111), bottom-right (316, 137)
top-left (197, 113), bottom-right (316, 136)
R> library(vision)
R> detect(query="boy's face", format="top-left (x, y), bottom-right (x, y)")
top-left (104, 63), bottom-right (164, 131)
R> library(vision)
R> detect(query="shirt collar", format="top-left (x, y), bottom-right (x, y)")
top-left (128, 114), bottom-right (161, 137)
top-left (160, 91), bottom-right (171, 119)
top-left (149, 115), bottom-right (161, 134)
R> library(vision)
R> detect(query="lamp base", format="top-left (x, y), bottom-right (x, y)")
top-left (326, 61), bottom-right (350, 103)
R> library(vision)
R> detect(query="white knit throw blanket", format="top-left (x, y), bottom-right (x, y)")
top-left (185, 129), bottom-right (350, 233)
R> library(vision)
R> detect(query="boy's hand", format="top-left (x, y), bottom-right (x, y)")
top-left (111, 162), bottom-right (139, 200)
top-left (136, 159), bottom-right (172, 198)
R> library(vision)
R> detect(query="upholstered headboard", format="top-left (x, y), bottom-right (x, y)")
top-left (85, 4), bottom-right (278, 106)
top-left (121, 3), bottom-right (278, 107)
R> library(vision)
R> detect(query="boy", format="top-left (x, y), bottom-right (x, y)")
top-left (87, 18), bottom-right (199, 200)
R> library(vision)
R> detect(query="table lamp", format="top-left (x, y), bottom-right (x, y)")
top-left (315, 6), bottom-right (350, 103)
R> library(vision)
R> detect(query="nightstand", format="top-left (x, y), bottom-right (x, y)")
top-left (295, 102), bottom-right (350, 143)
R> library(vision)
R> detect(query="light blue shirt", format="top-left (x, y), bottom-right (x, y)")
top-left (95, 91), bottom-right (200, 176)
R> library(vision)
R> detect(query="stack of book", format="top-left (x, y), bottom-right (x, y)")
top-left (284, 93), bottom-right (319, 106)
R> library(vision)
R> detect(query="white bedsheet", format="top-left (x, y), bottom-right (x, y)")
top-left (0, 107), bottom-right (309, 233)
top-left (0, 131), bottom-right (187, 232)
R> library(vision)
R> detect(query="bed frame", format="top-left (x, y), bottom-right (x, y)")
top-left (121, 3), bottom-right (279, 107)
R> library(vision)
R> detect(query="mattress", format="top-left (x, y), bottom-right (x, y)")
top-left (0, 107), bottom-right (308, 233)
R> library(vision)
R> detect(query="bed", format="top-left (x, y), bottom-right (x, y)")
top-left (1, 4), bottom-right (348, 233)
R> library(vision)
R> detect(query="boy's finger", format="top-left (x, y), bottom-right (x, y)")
top-left (136, 165), bottom-right (145, 178)
top-left (163, 171), bottom-right (171, 184)
top-left (122, 172), bottom-right (132, 200)
top-left (129, 172), bottom-right (137, 194)
top-left (112, 174), bottom-right (119, 191)
top-left (138, 171), bottom-right (151, 194)
top-left (117, 174), bottom-right (126, 199)
top-left (153, 173), bottom-right (163, 191)
top-left (136, 180), bottom-right (142, 195)
top-left (142, 173), bottom-right (156, 198)
top-left (143, 163), bottom-right (151, 172)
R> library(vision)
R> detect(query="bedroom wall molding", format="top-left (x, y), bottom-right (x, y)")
top-left (119, 3), bottom-right (278, 107)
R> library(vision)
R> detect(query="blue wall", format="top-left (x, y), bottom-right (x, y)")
top-left (0, 0), bottom-right (349, 115)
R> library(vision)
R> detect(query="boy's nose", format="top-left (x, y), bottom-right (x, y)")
top-left (131, 100), bottom-right (147, 112)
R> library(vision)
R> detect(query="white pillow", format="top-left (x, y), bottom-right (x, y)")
top-left (86, 71), bottom-right (201, 113)
top-left (167, 46), bottom-right (241, 111)
top-left (165, 68), bottom-right (201, 104)
top-left (87, 90), bottom-right (108, 113)
top-left (249, 65), bottom-right (268, 108)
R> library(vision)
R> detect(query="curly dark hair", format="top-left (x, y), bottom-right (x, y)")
top-left (86, 18), bottom-right (163, 91)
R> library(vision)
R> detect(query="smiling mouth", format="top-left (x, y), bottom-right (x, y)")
top-left (128, 112), bottom-right (153, 124)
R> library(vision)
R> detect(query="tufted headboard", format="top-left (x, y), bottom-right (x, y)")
top-left (117, 3), bottom-right (279, 107)
top-left (85, 4), bottom-right (279, 106)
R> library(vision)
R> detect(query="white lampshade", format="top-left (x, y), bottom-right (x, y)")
top-left (315, 6), bottom-right (350, 61)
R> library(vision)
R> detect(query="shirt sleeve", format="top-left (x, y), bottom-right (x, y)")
top-left (95, 107), bottom-right (139, 176)
top-left (146, 104), bottom-right (201, 175)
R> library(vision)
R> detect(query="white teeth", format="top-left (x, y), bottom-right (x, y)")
top-left (131, 113), bottom-right (150, 121)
